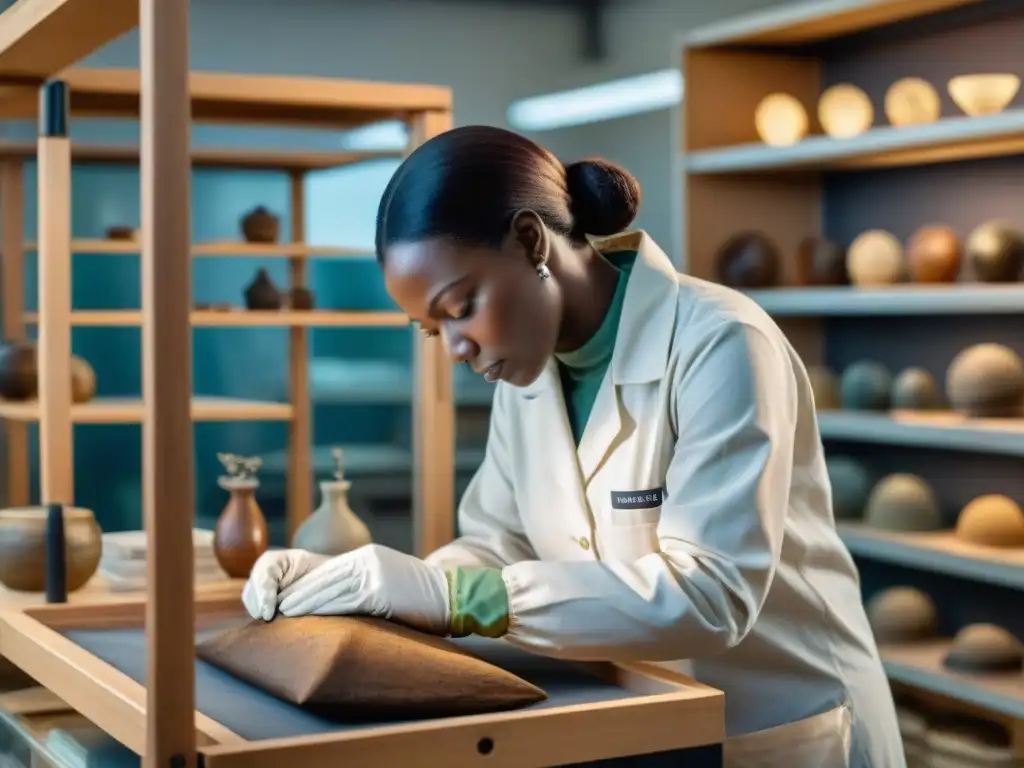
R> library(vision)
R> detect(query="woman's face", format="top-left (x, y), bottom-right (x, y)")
top-left (383, 228), bottom-right (562, 387)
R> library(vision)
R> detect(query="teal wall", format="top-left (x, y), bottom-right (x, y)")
top-left (17, 152), bottom-right (406, 535)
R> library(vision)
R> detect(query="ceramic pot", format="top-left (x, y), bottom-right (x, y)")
top-left (0, 506), bottom-right (102, 592)
top-left (213, 478), bottom-right (269, 578)
top-left (291, 478), bottom-right (372, 556)
top-left (288, 286), bottom-right (316, 311)
top-left (243, 268), bottom-right (283, 311)
top-left (240, 206), bottom-right (280, 244)
top-left (0, 343), bottom-right (96, 403)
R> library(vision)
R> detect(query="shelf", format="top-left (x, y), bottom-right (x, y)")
top-left (0, 67), bottom-right (452, 129)
top-left (684, 110), bottom-right (1024, 175)
top-left (23, 239), bottom-right (373, 258)
top-left (0, 0), bottom-right (137, 81)
top-left (23, 310), bottom-right (409, 328)
top-left (0, 141), bottom-right (400, 171)
top-left (744, 286), bottom-right (1024, 316)
top-left (817, 411), bottom-right (1024, 456)
top-left (310, 358), bottom-right (495, 406)
top-left (682, 0), bottom-right (978, 47)
top-left (260, 443), bottom-right (487, 476)
top-left (880, 640), bottom-right (1024, 719)
top-left (838, 523), bottom-right (1024, 591)
top-left (0, 396), bottom-right (293, 423)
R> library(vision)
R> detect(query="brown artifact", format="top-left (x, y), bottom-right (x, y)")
top-left (714, 231), bottom-right (781, 289)
top-left (906, 225), bottom-right (962, 283)
top-left (796, 236), bottom-right (848, 286)
top-left (105, 225), bottom-right (136, 241)
top-left (288, 286), bottom-right (315, 310)
top-left (243, 268), bottom-right (283, 311)
top-left (240, 206), bottom-right (281, 244)
top-left (197, 615), bottom-right (548, 717)
top-left (0, 343), bottom-right (97, 403)
top-left (213, 453), bottom-right (269, 578)
top-left (0, 506), bottom-right (102, 592)
top-left (955, 494), bottom-right (1024, 548)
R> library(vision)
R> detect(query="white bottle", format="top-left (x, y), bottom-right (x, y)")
top-left (291, 447), bottom-right (372, 555)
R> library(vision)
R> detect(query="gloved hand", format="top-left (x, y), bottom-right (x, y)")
top-left (277, 543), bottom-right (451, 635)
top-left (242, 548), bottom-right (330, 621)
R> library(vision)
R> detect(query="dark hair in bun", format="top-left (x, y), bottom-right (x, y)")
top-left (376, 125), bottom-right (641, 261)
top-left (565, 158), bottom-right (642, 239)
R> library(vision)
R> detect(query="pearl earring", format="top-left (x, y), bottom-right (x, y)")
top-left (537, 264), bottom-right (551, 280)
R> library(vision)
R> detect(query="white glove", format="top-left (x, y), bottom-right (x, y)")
top-left (242, 548), bottom-right (330, 621)
top-left (277, 543), bottom-right (451, 635)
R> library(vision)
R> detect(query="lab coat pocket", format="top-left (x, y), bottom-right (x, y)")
top-left (600, 487), bottom-right (663, 561)
top-left (723, 705), bottom-right (852, 768)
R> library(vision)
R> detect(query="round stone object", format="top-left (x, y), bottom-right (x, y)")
top-left (891, 367), bottom-right (942, 410)
top-left (944, 624), bottom-right (1023, 674)
top-left (956, 495), bottom-right (1024, 548)
top-left (866, 586), bottom-right (938, 643)
top-left (841, 361), bottom-right (893, 411)
top-left (946, 343), bottom-right (1024, 418)
top-left (865, 473), bottom-right (943, 532)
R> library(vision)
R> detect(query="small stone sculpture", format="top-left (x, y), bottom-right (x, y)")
top-left (847, 229), bottom-right (904, 286)
top-left (865, 473), bottom-right (943, 532)
top-left (288, 286), bottom-right (316, 311)
top-left (964, 221), bottom-right (1024, 282)
top-left (840, 360), bottom-right (892, 411)
top-left (891, 367), bottom-right (941, 410)
top-left (796, 236), bottom-right (848, 286)
top-left (243, 268), bottom-right (283, 311)
top-left (714, 231), bottom-right (780, 289)
top-left (884, 78), bottom-right (941, 127)
top-left (826, 456), bottom-right (873, 521)
top-left (818, 83), bottom-right (873, 139)
top-left (754, 93), bottom-right (809, 147)
top-left (807, 365), bottom-right (840, 410)
top-left (955, 495), bottom-right (1024, 548)
top-left (906, 225), bottom-right (961, 283)
top-left (945, 343), bottom-right (1024, 418)
top-left (105, 225), bottom-right (137, 241)
top-left (213, 453), bottom-right (269, 579)
top-left (943, 623), bottom-right (1023, 673)
top-left (866, 586), bottom-right (938, 643)
top-left (240, 206), bottom-right (281, 244)
top-left (0, 343), bottom-right (97, 403)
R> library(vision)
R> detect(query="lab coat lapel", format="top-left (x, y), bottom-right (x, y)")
top-left (575, 231), bottom-right (680, 485)
top-left (517, 358), bottom-right (592, 531)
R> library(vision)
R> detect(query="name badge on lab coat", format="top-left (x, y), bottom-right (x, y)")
top-left (604, 487), bottom-right (663, 561)
top-left (610, 488), bottom-right (664, 510)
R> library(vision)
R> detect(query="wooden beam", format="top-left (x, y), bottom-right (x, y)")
top-left (0, 0), bottom-right (137, 80)
top-left (139, 0), bottom-right (196, 765)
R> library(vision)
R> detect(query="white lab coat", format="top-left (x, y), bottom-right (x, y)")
top-left (426, 232), bottom-right (905, 768)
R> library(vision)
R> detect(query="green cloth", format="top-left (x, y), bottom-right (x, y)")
top-left (446, 567), bottom-right (510, 638)
top-left (556, 250), bottom-right (637, 445)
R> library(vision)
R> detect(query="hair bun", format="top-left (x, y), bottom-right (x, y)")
top-left (564, 158), bottom-right (641, 238)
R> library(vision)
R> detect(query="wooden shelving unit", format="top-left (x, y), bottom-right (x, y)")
top-left (0, 67), bottom-right (455, 552)
top-left (679, 0), bottom-right (1024, 749)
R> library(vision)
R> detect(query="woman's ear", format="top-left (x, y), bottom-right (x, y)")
top-left (508, 209), bottom-right (549, 269)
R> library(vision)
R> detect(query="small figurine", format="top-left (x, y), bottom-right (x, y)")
top-left (213, 452), bottom-right (269, 578)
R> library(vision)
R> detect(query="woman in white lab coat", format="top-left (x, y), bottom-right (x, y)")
top-left (243, 126), bottom-right (905, 767)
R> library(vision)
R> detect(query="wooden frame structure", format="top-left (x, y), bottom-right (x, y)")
top-left (0, 66), bottom-right (454, 553)
top-left (0, 597), bottom-right (725, 767)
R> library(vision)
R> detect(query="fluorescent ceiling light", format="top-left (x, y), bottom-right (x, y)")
top-left (508, 69), bottom-right (684, 131)
top-left (339, 120), bottom-right (408, 151)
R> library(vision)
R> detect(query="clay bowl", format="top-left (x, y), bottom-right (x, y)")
top-left (0, 506), bottom-right (102, 592)
top-left (948, 74), bottom-right (1020, 117)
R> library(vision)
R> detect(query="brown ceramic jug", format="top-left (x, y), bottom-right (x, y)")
top-left (213, 454), bottom-right (269, 578)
